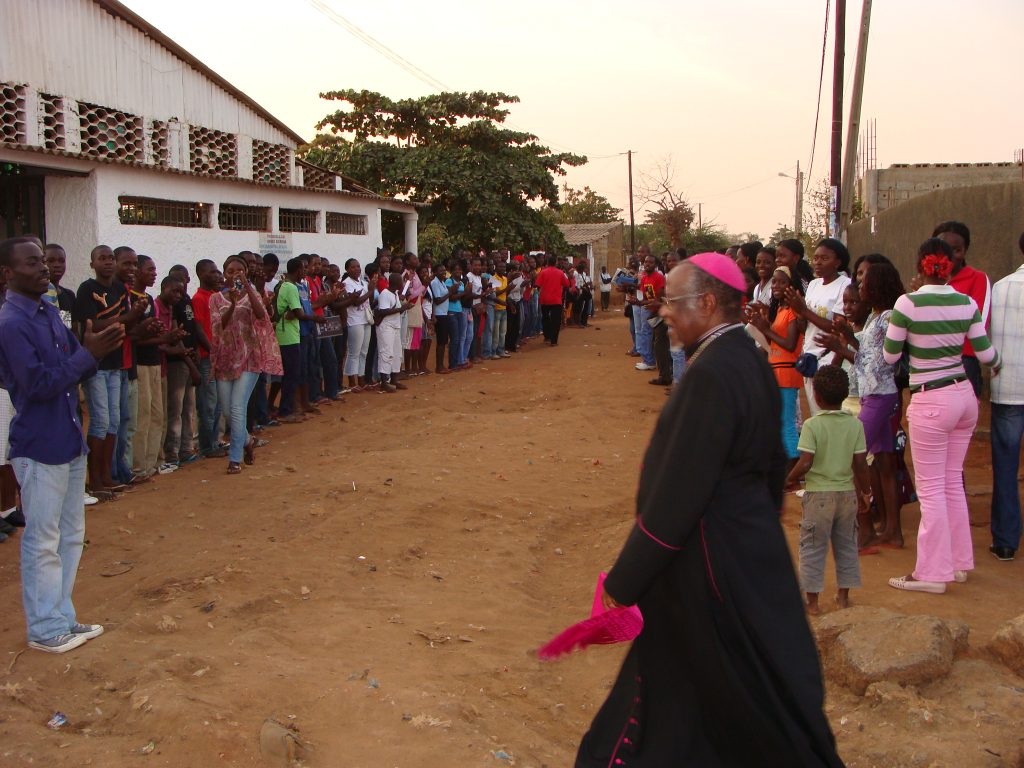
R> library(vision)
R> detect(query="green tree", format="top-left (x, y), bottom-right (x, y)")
top-left (300, 90), bottom-right (585, 254)
top-left (545, 185), bottom-right (622, 224)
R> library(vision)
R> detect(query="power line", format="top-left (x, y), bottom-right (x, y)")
top-left (805, 0), bottom-right (831, 193)
top-left (306, 0), bottom-right (613, 160)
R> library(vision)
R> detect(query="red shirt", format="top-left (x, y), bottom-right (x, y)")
top-left (535, 266), bottom-right (570, 306)
top-left (193, 288), bottom-right (214, 359)
top-left (639, 270), bottom-right (666, 302)
top-left (948, 264), bottom-right (991, 357)
top-left (306, 276), bottom-right (325, 317)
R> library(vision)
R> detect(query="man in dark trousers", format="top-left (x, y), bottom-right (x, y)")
top-left (576, 252), bottom-right (844, 767)
top-left (0, 237), bottom-right (124, 653)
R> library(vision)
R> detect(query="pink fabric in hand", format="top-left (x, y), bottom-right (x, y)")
top-left (537, 573), bottom-right (644, 661)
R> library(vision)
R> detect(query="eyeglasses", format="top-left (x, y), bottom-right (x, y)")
top-left (662, 292), bottom-right (706, 305)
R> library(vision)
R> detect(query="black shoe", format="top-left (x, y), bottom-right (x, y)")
top-left (4, 508), bottom-right (25, 527)
top-left (649, 378), bottom-right (672, 386)
top-left (990, 545), bottom-right (1016, 561)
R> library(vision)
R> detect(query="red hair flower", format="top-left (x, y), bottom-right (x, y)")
top-left (921, 253), bottom-right (952, 280)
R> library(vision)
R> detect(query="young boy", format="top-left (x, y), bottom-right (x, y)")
top-left (375, 272), bottom-right (411, 393)
top-left (785, 365), bottom-right (871, 614)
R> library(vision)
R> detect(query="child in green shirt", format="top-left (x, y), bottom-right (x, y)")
top-left (786, 365), bottom-right (872, 614)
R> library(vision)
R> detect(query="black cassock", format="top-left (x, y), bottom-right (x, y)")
top-left (576, 328), bottom-right (845, 768)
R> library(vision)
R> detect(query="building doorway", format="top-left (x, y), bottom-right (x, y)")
top-left (0, 162), bottom-right (46, 240)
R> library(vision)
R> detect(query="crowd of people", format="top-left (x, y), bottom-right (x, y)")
top-left (0, 218), bottom-right (1021, 653)
top-left (0, 236), bottom-right (610, 653)
top-left (614, 223), bottom-right (1022, 611)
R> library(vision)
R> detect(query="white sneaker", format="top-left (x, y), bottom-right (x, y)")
top-left (28, 633), bottom-right (88, 654)
top-left (888, 575), bottom-right (946, 594)
top-left (157, 463), bottom-right (178, 475)
top-left (635, 363), bottom-right (654, 371)
top-left (84, 493), bottom-right (99, 507)
top-left (953, 570), bottom-right (967, 583)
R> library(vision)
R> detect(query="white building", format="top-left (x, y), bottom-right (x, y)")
top-left (0, 0), bottom-right (418, 286)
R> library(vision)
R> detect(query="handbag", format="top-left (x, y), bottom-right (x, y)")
top-left (795, 351), bottom-right (823, 378)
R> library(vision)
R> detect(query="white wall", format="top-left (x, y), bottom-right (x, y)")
top-left (50, 165), bottom-right (397, 288)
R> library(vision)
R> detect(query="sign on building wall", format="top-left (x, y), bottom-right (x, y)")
top-left (258, 232), bottom-right (292, 260)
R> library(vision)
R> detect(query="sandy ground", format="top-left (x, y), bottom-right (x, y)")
top-left (0, 313), bottom-right (1021, 767)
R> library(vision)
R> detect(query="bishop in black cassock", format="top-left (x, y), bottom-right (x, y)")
top-left (576, 255), bottom-right (845, 768)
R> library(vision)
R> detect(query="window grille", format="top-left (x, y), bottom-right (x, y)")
top-left (78, 101), bottom-right (143, 161)
top-left (219, 204), bottom-right (270, 232)
top-left (279, 208), bottom-right (317, 233)
top-left (252, 140), bottom-right (290, 185)
top-left (326, 212), bottom-right (367, 236)
top-left (39, 93), bottom-right (65, 150)
top-left (0, 83), bottom-right (28, 145)
top-left (189, 125), bottom-right (237, 177)
top-left (150, 120), bottom-right (169, 168)
top-left (118, 196), bottom-right (210, 228)
top-left (302, 164), bottom-right (335, 190)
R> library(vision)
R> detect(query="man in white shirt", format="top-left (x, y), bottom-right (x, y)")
top-left (989, 232), bottom-right (1024, 561)
top-left (599, 265), bottom-right (613, 311)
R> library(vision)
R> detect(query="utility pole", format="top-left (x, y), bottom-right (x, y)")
top-left (839, 0), bottom-right (872, 240)
top-left (829, 0), bottom-right (846, 238)
top-left (795, 160), bottom-right (804, 235)
top-left (698, 203), bottom-right (702, 231)
top-left (627, 150), bottom-right (636, 255)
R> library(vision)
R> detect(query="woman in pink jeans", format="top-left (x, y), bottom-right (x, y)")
top-left (882, 238), bottom-right (1001, 594)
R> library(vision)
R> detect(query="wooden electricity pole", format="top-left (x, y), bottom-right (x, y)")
top-left (627, 150), bottom-right (636, 255)
top-left (829, 0), bottom-right (846, 238)
top-left (839, 0), bottom-right (873, 240)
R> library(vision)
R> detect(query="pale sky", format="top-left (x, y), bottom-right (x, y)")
top-left (124, 0), bottom-right (1023, 240)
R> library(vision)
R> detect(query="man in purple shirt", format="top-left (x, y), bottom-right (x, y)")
top-left (0, 237), bottom-right (124, 654)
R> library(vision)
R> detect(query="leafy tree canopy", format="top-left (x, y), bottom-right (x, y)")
top-left (544, 185), bottom-right (622, 224)
top-left (300, 90), bottom-right (586, 255)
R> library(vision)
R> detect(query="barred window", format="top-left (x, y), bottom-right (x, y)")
top-left (326, 212), bottom-right (367, 236)
top-left (219, 204), bottom-right (270, 231)
top-left (279, 208), bottom-right (317, 233)
top-left (118, 196), bottom-right (210, 228)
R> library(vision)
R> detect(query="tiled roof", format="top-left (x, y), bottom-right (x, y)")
top-left (557, 222), bottom-right (623, 245)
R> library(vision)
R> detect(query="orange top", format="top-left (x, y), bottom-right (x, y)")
top-left (769, 307), bottom-right (803, 389)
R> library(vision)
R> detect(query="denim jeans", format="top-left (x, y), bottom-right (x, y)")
top-left (318, 336), bottom-right (340, 399)
top-left (532, 294), bottom-right (542, 335)
top-left (671, 348), bottom-right (686, 383)
top-left (113, 370), bottom-right (133, 482)
top-left (991, 402), bottom-right (1024, 551)
top-left (81, 369), bottom-right (121, 438)
top-left (635, 306), bottom-right (655, 366)
top-left (13, 454), bottom-right (87, 642)
top-left (490, 309), bottom-right (507, 356)
top-left (461, 310), bottom-right (474, 363)
top-left (627, 309), bottom-right (637, 352)
top-left (482, 305), bottom-right (495, 358)
top-left (449, 310), bottom-right (467, 368)
top-left (216, 372), bottom-right (260, 464)
top-left (196, 357), bottom-right (222, 455)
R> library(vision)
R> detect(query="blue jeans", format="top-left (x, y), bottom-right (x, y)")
top-left (635, 306), bottom-right (655, 366)
top-left (81, 369), bottom-right (121, 438)
top-left (671, 348), bottom-right (687, 383)
top-left (461, 310), bottom-right (474, 363)
top-left (113, 371), bottom-right (132, 482)
top-left (13, 454), bottom-right (87, 642)
top-left (780, 387), bottom-right (800, 459)
top-left (532, 294), bottom-right (542, 335)
top-left (196, 358), bottom-right (222, 454)
top-left (318, 336), bottom-right (340, 399)
top-left (482, 305), bottom-right (495, 358)
top-left (449, 310), bottom-right (467, 367)
top-left (216, 372), bottom-right (260, 464)
top-left (521, 297), bottom-right (533, 338)
top-left (991, 402), bottom-right (1024, 551)
top-left (628, 309), bottom-right (637, 352)
top-left (490, 308), bottom-right (507, 355)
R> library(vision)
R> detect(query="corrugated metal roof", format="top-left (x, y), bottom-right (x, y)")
top-left (557, 222), bottom-right (623, 245)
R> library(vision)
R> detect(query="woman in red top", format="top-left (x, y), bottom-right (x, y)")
top-left (534, 254), bottom-right (570, 346)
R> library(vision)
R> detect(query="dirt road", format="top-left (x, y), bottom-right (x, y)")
top-left (0, 313), bottom-right (1020, 767)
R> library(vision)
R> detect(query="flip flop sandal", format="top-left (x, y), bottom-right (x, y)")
top-left (227, 463), bottom-right (242, 475)
top-left (243, 440), bottom-right (255, 466)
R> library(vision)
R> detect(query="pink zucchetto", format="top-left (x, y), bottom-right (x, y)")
top-left (687, 252), bottom-right (747, 294)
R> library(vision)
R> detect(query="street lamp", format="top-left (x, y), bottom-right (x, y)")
top-left (778, 162), bottom-right (804, 236)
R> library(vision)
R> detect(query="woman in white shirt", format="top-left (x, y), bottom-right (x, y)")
top-left (785, 238), bottom-right (851, 415)
top-left (341, 258), bottom-right (373, 391)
